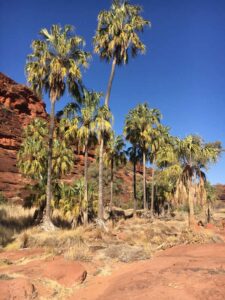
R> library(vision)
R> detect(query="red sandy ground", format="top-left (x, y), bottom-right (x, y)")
top-left (72, 243), bottom-right (225, 300)
top-left (0, 231), bottom-right (225, 299)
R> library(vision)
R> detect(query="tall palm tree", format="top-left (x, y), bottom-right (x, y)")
top-left (95, 106), bottom-right (112, 219)
top-left (94, 0), bottom-right (150, 219)
top-left (149, 125), bottom-right (170, 216)
top-left (124, 103), bottom-right (161, 210)
top-left (77, 90), bottom-right (101, 225)
top-left (94, 0), bottom-right (150, 106)
top-left (124, 109), bottom-right (141, 213)
top-left (126, 146), bottom-right (141, 213)
top-left (104, 134), bottom-right (126, 209)
top-left (25, 25), bottom-right (90, 228)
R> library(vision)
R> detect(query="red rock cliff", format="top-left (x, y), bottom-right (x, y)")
top-left (0, 73), bottom-right (47, 201)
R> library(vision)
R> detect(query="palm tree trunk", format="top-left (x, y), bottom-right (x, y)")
top-left (133, 160), bottom-right (137, 215)
top-left (97, 57), bottom-right (116, 220)
top-left (83, 143), bottom-right (88, 226)
top-left (44, 100), bottom-right (55, 230)
top-left (105, 57), bottom-right (117, 107)
top-left (151, 166), bottom-right (155, 217)
top-left (188, 178), bottom-right (195, 227)
top-left (143, 152), bottom-right (147, 210)
top-left (98, 138), bottom-right (104, 219)
top-left (110, 159), bottom-right (114, 210)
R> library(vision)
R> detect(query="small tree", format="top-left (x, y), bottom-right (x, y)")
top-left (17, 118), bottom-right (74, 218)
top-left (178, 135), bottom-right (221, 227)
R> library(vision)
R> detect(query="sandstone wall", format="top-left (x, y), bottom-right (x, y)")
top-left (0, 73), bottom-right (47, 201)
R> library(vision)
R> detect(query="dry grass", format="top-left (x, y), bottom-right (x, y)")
top-left (19, 227), bottom-right (84, 250)
top-left (64, 243), bottom-right (92, 262)
top-left (104, 244), bottom-right (150, 262)
top-left (18, 227), bottom-right (93, 262)
top-left (0, 226), bottom-right (14, 247)
top-left (2, 203), bottom-right (224, 264)
top-left (0, 204), bottom-right (35, 247)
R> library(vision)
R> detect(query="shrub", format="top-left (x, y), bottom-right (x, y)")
top-left (0, 193), bottom-right (6, 205)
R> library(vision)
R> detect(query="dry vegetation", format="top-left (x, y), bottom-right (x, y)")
top-left (1, 203), bottom-right (224, 264)
top-left (0, 204), bottom-right (35, 247)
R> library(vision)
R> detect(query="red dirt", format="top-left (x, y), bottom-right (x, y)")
top-left (0, 277), bottom-right (37, 300)
top-left (0, 249), bottom-right (87, 299)
top-left (0, 248), bottom-right (44, 261)
top-left (0, 242), bottom-right (225, 299)
top-left (71, 243), bottom-right (225, 300)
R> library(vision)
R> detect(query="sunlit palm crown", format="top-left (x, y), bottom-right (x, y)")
top-left (104, 134), bottom-right (126, 166)
top-left (178, 135), bottom-right (221, 168)
top-left (156, 136), bottom-right (180, 168)
top-left (95, 105), bottom-right (112, 142)
top-left (93, 0), bottom-right (150, 65)
top-left (18, 118), bottom-right (74, 180)
top-left (124, 103), bottom-right (161, 152)
top-left (77, 90), bottom-right (102, 149)
top-left (26, 24), bottom-right (90, 101)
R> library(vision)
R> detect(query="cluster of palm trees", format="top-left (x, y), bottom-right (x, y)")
top-left (19, 0), bottom-right (222, 229)
top-left (22, 0), bottom-right (150, 229)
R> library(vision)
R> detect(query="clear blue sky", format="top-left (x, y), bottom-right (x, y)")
top-left (0, 0), bottom-right (224, 184)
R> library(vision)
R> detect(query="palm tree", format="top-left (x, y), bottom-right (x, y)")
top-left (18, 118), bottom-right (48, 181)
top-left (126, 146), bottom-right (141, 213)
top-left (104, 134), bottom-right (126, 209)
top-left (95, 106), bottom-right (112, 219)
top-left (94, 1), bottom-right (149, 219)
top-left (25, 25), bottom-right (90, 228)
top-left (18, 118), bottom-right (74, 219)
top-left (178, 135), bottom-right (221, 227)
top-left (77, 90), bottom-right (101, 225)
top-left (124, 103), bottom-right (161, 210)
top-left (155, 136), bottom-right (182, 209)
top-left (124, 109), bottom-right (142, 213)
top-left (94, 0), bottom-right (150, 106)
top-left (149, 125), bottom-right (170, 216)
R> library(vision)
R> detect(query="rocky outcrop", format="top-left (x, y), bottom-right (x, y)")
top-left (0, 73), bottom-right (46, 122)
top-left (0, 73), bottom-right (47, 201)
top-left (215, 184), bottom-right (225, 201)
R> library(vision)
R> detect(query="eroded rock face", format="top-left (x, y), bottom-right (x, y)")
top-left (0, 73), bottom-right (47, 201)
top-left (0, 72), bottom-right (46, 121)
